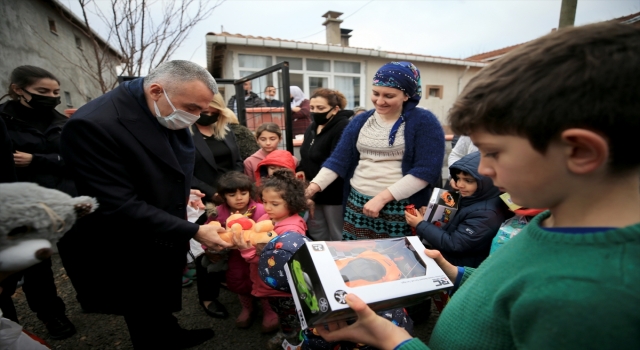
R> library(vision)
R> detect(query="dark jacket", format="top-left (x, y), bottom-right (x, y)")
top-left (191, 125), bottom-right (243, 201)
top-left (322, 108), bottom-right (445, 209)
top-left (416, 152), bottom-right (512, 268)
top-left (264, 98), bottom-right (284, 107)
top-left (0, 116), bottom-right (17, 183)
top-left (297, 110), bottom-right (352, 205)
top-left (0, 100), bottom-right (76, 194)
top-left (227, 91), bottom-right (266, 114)
top-left (229, 123), bottom-right (260, 160)
top-left (57, 78), bottom-right (200, 314)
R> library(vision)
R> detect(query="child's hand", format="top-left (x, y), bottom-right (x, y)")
top-left (424, 249), bottom-right (458, 281)
top-left (405, 209), bottom-right (423, 228)
top-left (419, 206), bottom-right (427, 216)
top-left (231, 228), bottom-right (251, 250)
top-left (449, 178), bottom-right (459, 190)
top-left (316, 294), bottom-right (412, 349)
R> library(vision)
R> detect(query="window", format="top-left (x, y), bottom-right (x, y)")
top-left (308, 77), bottom-right (329, 92)
top-left (335, 76), bottom-right (361, 108)
top-left (276, 56), bottom-right (303, 70)
top-left (75, 35), bottom-right (82, 50)
top-left (335, 61), bottom-right (360, 74)
top-left (426, 85), bottom-right (443, 99)
top-left (48, 18), bottom-right (57, 34)
top-left (64, 92), bottom-right (72, 107)
top-left (238, 54), bottom-right (274, 97)
top-left (238, 54), bottom-right (272, 69)
top-left (307, 59), bottom-right (330, 72)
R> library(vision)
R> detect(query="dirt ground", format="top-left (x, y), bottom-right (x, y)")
top-left (12, 255), bottom-right (440, 349)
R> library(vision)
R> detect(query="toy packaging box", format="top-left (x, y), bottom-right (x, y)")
top-left (423, 188), bottom-right (460, 228)
top-left (284, 237), bottom-right (453, 328)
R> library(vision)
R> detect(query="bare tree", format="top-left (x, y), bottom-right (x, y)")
top-left (48, 0), bottom-right (224, 94)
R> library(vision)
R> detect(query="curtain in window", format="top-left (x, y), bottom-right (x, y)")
top-left (334, 76), bottom-right (360, 109)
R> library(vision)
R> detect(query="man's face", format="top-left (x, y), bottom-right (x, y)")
top-left (243, 81), bottom-right (252, 92)
top-left (470, 130), bottom-right (567, 209)
top-left (265, 87), bottom-right (277, 99)
top-left (149, 80), bottom-right (213, 118)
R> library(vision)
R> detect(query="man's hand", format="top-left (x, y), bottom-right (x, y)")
top-left (424, 249), bottom-right (458, 281)
top-left (316, 294), bottom-right (412, 349)
top-left (13, 151), bottom-right (33, 167)
top-left (189, 189), bottom-right (205, 209)
top-left (194, 224), bottom-right (232, 251)
top-left (305, 182), bottom-right (320, 199)
top-left (405, 209), bottom-right (424, 228)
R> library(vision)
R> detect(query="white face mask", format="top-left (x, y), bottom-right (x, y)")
top-left (153, 88), bottom-right (200, 130)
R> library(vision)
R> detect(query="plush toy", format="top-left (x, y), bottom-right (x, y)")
top-left (207, 213), bottom-right (277, 247)
top-left (0, 182), bottom-right (98, 271)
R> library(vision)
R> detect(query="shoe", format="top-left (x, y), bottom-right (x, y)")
top-left (236, 295), bottom-right (255, 328)
top-left (183, 268), bottom-right (197, 281)
top-left (266, 331), bottom-right (298, 350)
top-left (182, 276), bottom-right (193, 287)
top-left (200, 300), bottom-right (229, 319)
top-left (260, 298), bottom-right (279, 333)
top-left (42, 315), bottom-right (76, 340)
top-left (170, 328), bottom-right (214, 349)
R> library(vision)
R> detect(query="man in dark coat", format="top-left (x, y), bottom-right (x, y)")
top-left (58, 60), bottom-right (232, 349)
top-left (226, 80), bottom-right (266, 114)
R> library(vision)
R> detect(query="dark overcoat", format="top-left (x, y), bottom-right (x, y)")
top-left (58, 80), bottom-right (199, 314)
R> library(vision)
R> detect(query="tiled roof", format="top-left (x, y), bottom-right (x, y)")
top-left (464, 11), bottom-right (640, 62)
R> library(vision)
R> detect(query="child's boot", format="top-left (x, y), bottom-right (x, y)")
top-left (236, 294), bottom-right (254, 328)
top-left (260, 298), bottom-right (279, 333)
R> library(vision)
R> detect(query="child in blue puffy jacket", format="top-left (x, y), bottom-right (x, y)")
top-left (405, 151), bottom-right (512, 267)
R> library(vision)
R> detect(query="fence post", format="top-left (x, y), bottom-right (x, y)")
top-left (235, 82), bottom-right (247, 126)
top-left (281, 62), bottom-right (293, 153)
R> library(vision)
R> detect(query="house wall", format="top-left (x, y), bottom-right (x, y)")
top-left (0, 0), bottom-right (119, 113)
top-left (218, 44), bottom-right (481, 126)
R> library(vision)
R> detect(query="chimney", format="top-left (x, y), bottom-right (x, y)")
top-left (322, 11), bottom-right (343, 45)
top-left (341, 28), bottom-right (352, 47)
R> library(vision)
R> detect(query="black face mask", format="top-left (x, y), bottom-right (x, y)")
top-left (23, 91), bottom-right (61, 110)
top-left (311, 110), bottom-right (332, 126)
top-left (196, 112), bottom-right (219, 126)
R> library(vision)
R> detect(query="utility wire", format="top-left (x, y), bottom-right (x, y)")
top-left (294, 0), bottom-right (375, 41)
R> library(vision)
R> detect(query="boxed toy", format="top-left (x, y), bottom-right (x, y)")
top-left (284, 237), bottom-right (453, 328)
top-left (423, 188), bottom-right (460, 228)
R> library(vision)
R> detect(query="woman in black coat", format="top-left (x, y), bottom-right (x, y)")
top-left (0, 65), bottom-right (76, 339)
top-left (296, 88), bottom-right (353, 241)
top-left (190, 93), bottom-right (243, 319)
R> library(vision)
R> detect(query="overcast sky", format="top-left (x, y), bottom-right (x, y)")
top-left (64, 0), bottom-right (639, 67)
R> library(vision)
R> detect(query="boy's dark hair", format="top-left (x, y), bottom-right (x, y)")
top-left (256, 122), bottom-right (282, 139)
top-left (3, 65), bottom-right (60, 101)
top-left (449, 23), bottom-right (640, 173)
top-left (216, 171), bottom-right (255, 198)
top-left (452, 169), bottom-right (473, 180)
top-left (260, 169), bottom-right (307, 214)
top-left (310, 88), bottom-right (347, 110)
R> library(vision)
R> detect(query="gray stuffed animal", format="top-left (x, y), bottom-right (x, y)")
top-left (0, 182), bottom-right (98, 271)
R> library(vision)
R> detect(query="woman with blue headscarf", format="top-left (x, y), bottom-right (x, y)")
top-left (306, 62), bottom-right (445, 240)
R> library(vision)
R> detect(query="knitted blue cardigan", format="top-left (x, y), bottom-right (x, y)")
top-left (322, 108), bottom-right (445, 208)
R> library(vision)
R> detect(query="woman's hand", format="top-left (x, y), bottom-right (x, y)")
top-left (362, 190), bottom-right (394, 218)
top-left (13, 151), bottom-right (33, 167)
top-left (307, 199), bottom-right (316, 220)
top-left (189, 189), bottom-right (205, 209)
top-left (305, 182), bottom-right (321, 199)
top-left (424, 249), bottom-right (458, 281)
top-left (316, 294), bottom-right (413, 349)
top-left (292, 106), bottom-right (301, 113)
top-left (405, 209), bottom-right (424, 228)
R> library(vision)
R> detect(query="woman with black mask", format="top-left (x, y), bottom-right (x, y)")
top-left (189, 92), bottom-right (243, 319)
top-left (0, 65), bottom-right (77, 339)
top-left (295, 88), bottom-right (353, 241)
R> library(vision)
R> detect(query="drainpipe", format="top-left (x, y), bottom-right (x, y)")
top-left (457, 65), bottom-right (470, 95)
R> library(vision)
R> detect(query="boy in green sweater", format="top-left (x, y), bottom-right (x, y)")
top-left (317, 22), bottom-right (640, 350)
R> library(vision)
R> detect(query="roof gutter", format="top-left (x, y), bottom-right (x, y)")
top-left (206, 34), bottom-right (487, 68)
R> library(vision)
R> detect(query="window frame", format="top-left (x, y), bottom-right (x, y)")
top-left (48, 17), bottom-right (58, 35)
top-left (425, 85), bottom-right (444, 99)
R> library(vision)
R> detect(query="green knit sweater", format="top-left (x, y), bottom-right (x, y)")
top-left (400, 211), bottom-right (640, 350)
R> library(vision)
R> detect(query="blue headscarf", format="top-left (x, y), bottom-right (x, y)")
top-left (372, 61), bottom-right (423, 146)
top-left (372, 61), bottom-right (422, 113)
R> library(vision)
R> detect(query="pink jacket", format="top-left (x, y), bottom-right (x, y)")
top-left (240, 213), bottom-right (307, 297)
top-left (243, 149), bottom-right (269, 182)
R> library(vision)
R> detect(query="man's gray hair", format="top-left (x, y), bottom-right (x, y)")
top-left (144, 60), bottom-right (218, 94)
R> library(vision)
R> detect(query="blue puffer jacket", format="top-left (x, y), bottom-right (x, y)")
top-left (415, 152), bottom-right (512, 267)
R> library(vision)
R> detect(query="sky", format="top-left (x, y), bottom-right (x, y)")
top-left (64, 0), bottom-right (639, 68)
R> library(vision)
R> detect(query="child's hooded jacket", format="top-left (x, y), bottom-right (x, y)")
top-left (416, 152), bottom-right (513, 267)
top-left (254, 149), bottom-right (297, 185)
